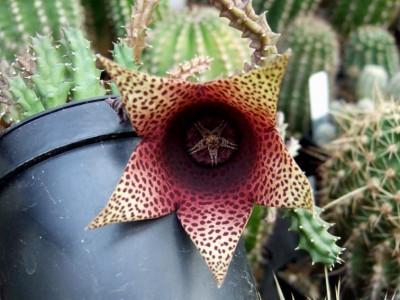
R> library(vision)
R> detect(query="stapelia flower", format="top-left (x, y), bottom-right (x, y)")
top-left (88, 52), bottom-right (313, 286)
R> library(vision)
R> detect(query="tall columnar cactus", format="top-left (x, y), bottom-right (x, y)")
top-left (344, 26), bottom-right (400, 80)
top-left (327, 0), bottom-right (400, 36)
top-left (0, 28), bottom-right (105, 130)
top-left (105, 0), bottom-right (169, 39)
top-left (0, 0), bottom-right (86, 61)
top-left (320, 100), bottom-right (400, 299)
top-left (251, 0), bottom-right (321, 32)
top-left (277, 16), bottom-right (338, 134)
top-left (143, 6), bottom-right (252, 81)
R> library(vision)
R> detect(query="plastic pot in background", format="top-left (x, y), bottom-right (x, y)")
top-left (0, 97), bottom-right (258, 300)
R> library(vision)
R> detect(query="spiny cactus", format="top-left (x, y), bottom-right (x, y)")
top-left (0, 28), bottom-right (105, 130)
top-left (356, 65), bottom-right (388, 100)
top-left (0, 0), bottom-right (86, 61)
top-left (143, 6), bottom-right (252, 81)
top-left (344, 26), bottom-right (399, 80)
top-left (277, 16), bottom-right (339, 134)
top-left (327, 0), bottom-right (400, 36)
top-left (321, 99), bottom-right (400, 299)
top-left (251, 0), bottom-right (321, 32)
top-left (105, 0), bottom-right (169, 39)
top-left (386, 71), bottom-right (400, 98)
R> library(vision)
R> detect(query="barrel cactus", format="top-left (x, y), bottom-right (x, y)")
top-left (277, 16), bottom-right (339, 134)
top-left (143, 6), bottom-right (252, 81)
top-left (320, 99), bottom-right (400, 299)
top-left (344, 26), bottom-right (399, 80)
top-left (251, 0), bottom-right (321, 32)
top-left (356, 65), bottom-right (388, 100)
top-left (0, 0), bottom-right (86, 61)
top-left (327, 0), bottom-right (400, 36)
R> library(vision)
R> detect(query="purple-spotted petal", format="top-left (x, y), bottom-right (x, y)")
top-left (87, 139), bottom-right (176, 229)
top-left (252, 129), bottom-right (313, 208)
top-left (177, 198), bottom-right (253, 286)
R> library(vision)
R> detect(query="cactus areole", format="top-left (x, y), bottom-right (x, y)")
top-left (88, 53), bottom-right (313, 286)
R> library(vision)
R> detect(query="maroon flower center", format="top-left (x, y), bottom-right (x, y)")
top-left (186, 117), bottom-right (238, 166)
top-left (162, 102), bottom-right (258, 192)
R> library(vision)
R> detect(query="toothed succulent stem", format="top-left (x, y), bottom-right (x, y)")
top-left (209, 0), bottom-right (280, 67)
top-left (344, 26), bottom-right (399, 80)
top-left (61, 28), bottom-right (106, 100)
top-left (278, 16), bottom-right (339, 134)
top-left (105, 0), bottom-right (169, 38)
top-left (29, 34), bottom-right (72, 108)
top-left (144, 6), bottom-right (252, 81)
top-left (0, 0), bottom-right (86, 61)
top-left (284, 206), bottom-right (344, 268)
top-left (251, 0), bottom-right (321, 32)
top-left (327, 0), bottom-right (400, 36)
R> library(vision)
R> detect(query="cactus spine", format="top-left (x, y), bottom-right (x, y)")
top-left (321, 99), bottom-right (400, 299)
top-left (327, 0), bottom-right (400, 36)
top-left (143, 6), bottom-right (252, 81)
top-left (251, 0), bottom-right (321, 32)
top-left (344, 26), bottom-right (400, 80)
top-left (0, 0), bottom-right (86, 61)
top-left (278, 16), bottom-right (338, 134)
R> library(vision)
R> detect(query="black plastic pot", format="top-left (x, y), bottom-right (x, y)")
top-left (0, 98), bottom-right (258, 300)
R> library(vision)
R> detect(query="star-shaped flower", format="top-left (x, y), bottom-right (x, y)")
top-left (88, 52), bottom-right (313, 286)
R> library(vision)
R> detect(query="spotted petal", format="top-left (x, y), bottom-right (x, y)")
top-left (97, 56), bottom-right (202, 138)
top-left (87, 139), bottom-right (176, 229)
top-left (252, 129), bottom-right (313, 208)
top-left (176, 198), bottom-right (253, 286)
top-left (203, 51), bottom-right (291, 129)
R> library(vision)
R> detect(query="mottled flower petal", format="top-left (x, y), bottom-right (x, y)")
top-left (97, 56), bottom-right (202, 138)
top-left (87, 140), bottom-right (175, 229)
top-left (252, 130), bottom-right (313, 208)
top-left (203, 52), bottom-right (291, 129)
top-left (176, 199), bottom-right (253, 286)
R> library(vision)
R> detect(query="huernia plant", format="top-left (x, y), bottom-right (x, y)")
top-left (86, 0), bottom-right (345, 288)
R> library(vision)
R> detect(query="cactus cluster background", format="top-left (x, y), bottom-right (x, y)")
top-left (1, 0), bottom-right (400, 298)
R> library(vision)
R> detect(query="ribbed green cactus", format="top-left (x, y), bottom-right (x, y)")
top-left (0, 28), bottom-right (105, 129)
top-left (105, 0), bottom-right (169, 39)
top-left (0, 0), bottom-right (86, 61)
top-left (327, 0), bottom-right (400, 36)
top-left (321, 100), bottom-right (400, 299)
top-left (142, 6), bottom-right (252, 81)
top-left (386, 71), bottom-right (400, 98)
top-left (284, 206), bottom-right (344, 268)
top-left (251, 0), bottom-right (321, 32)
top-left (344, 26), bottom-right (399, 80)
top-left (277, 16), bottom-right (339, 134)
top-left (356, 65), bottom-right (388, 100)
